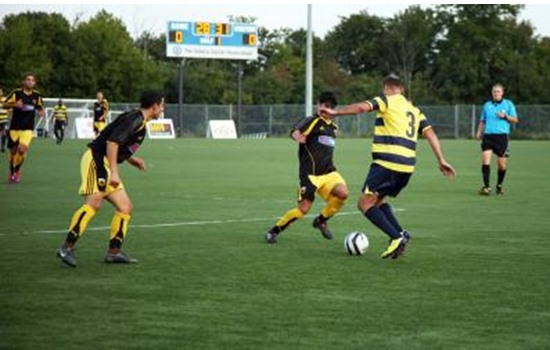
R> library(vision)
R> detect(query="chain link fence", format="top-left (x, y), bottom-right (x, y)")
top-left (39, 100), bottom-right (550, 139)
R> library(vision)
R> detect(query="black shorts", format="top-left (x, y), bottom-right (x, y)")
top-left (481, 134), bottom-right (509, 158)
top-left (54, 120), bottom-right (67, 130)
top-left (362, 163), bottom-right (411, 198)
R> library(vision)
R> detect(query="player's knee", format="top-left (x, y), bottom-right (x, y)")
top-left (118, 202), bottom-right (133, 215)
top-left (298, 201), bottom-right (311, 214)
top-left (335, 187), bottom-right (348, 201)
top-left (357, 195), bottom-right (375, 213)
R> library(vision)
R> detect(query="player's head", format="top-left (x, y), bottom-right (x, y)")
top-left (383, 74), bottom-right (404, 95)
top-left (96, 91), bottom-right (104, 101)
top-left (58, 98), bottom-right (63, 106)
top-left (140, 90), bottom-right (165, 119)
top-left (22, 72), bottom-right (37, 90)
top-left (318, 91), bottom-right (337, 109)
top-left (492, 84), bottom-right (504, 101)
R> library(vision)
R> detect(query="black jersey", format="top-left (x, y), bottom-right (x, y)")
top-left (5, 88), bottom-right (43, 130)
top-left (88, 109), bottom-right (146, 163)
top-left (293, 114), bottom-right (338, 176)
top-left (93, 99), bottom-right (109, 122)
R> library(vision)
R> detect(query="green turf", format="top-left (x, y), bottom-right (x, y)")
top-left (1, 137), bottom-right (549, 350)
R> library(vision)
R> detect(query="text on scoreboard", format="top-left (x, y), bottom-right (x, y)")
top-left (166, 21), bottom-right (258, 60)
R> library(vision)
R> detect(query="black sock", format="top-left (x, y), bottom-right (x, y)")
top-left (378, 203), bottom-right (403, 233)
top-left (364, 207), bottom-right (401, 239)
top-left (269, 226), bottom-right (282, 234)
top-left (65, 231), bottom-right (79, 247)
top-left (497, 169), bottom-right (506, 187)
top-left (482, 165), bottom-right (490, 188)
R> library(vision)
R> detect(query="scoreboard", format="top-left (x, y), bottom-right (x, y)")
top-left (166, 21), bottom-right (258, 60)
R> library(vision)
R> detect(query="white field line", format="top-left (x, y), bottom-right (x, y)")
top-left (0, 208), bottom-right (405, 236)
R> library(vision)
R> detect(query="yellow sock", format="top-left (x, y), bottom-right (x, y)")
top-left (321, 195), bottom-right (346, 219)
top-left (109, 212), bottom-right (131, 251)
top-left (275, 208), bottom-right (305, 231)
top-left (65, 204), bottom-right (97, 246)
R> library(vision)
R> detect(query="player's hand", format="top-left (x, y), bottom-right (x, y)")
top-left (439, 161), bottom-right (456, 180)
top-left (109, 172), bottom-right (122, 188)
top-left (131, 157), bottom-right (147, 171)
top-left (475, 132), bottom-right (482, 140)
top-left (291, 130), bottom-right (306, 144)
top-left (15, 100), bottom-right (24, 109)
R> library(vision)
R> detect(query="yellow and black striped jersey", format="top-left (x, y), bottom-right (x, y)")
top-left (94, 99), bottom-right (109, 122)
top-left (367, 94), bottom-right (432, 173)
top-left (5, 88), bottom-right (44, 130)
top-left (53, 104), bottom-right (68, 121)
top-left (0, 96), bottom-right (9, 122)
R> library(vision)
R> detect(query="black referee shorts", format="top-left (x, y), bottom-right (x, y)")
top-left (481, 134), bottom-right (509, 158)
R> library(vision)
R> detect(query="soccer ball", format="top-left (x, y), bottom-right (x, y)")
top-left (344, 231), bottom-right (369, 255)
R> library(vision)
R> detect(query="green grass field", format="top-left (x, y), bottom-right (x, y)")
top-left (1, 137), bottom-right (549, 350)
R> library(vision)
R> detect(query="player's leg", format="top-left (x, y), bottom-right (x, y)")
top-left (479, 136), bottom-right (493, 195)
top-left (54, 122), bottom-right (61, 144)
top-left (103, 189), bottom-right (138, 263)
top-left (313, 173), bottom-right (348, 239)
top-left (266, 199), bottom-right (312, 244)
top-left (496, 156), bottom-right (507, 195)
top-left (0, 127), bottom-right (6, 152)
top-left (59, 122), bottom-right (65, 143)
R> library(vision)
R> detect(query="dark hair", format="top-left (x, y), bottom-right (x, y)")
top-left (383, 74), bottom-right (403, 89)
top-left (318, 91), bottom-right (337, 108)
top-left (23, 72), bottom-right (36, 80)
top-left (140, 90), bottom-right (164, 108)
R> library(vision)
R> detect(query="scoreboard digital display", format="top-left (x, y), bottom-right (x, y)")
top-left (166, 21), bottom-right (258, 60)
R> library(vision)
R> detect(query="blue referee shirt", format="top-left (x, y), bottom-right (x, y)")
top-left (480, 98), bottom-right (518, 135)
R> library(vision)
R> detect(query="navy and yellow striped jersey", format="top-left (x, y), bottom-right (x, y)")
top-left (53, 104), bottom-right (68, 121)
top-left (0, 96), bottom-right (9, 122)
top-left (367, 94), bottom-right (432, 173)
top-left (5, 88), bottom-right (44, 130)
top-left (294, 114), bottom-right (338, 176)
top-left (94, 99), bottom-right (109, 122)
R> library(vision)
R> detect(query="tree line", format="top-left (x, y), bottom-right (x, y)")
top-left (1, 5), bottom-right (549, 105)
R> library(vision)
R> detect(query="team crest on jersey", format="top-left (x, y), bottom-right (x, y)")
top-left (318, 135), bottom-right (335, 147)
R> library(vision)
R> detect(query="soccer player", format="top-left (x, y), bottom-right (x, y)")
top-left (93, 91), bottom-right (109, 136)
top-left (475, 84), bottom-right (518, 195)
top-left (320, 75), bottom-right (455, 259)
top-left (53, 99), bottom-right (68, 144)
top-left (4, 73), bottom-right (45, 183)
top-left (0, 87), bottom-right (9, 153)
top-left (265, 91), bottom-right (348, 244)
top-left (56, 90), bottom-right (164, 268)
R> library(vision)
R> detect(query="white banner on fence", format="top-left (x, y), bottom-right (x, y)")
top-left (147, 119), bottom-right (176, 139)
top-left (206, 120), bottom-right (237, 139)
top-left (75, 117), bottom-right (95, 139)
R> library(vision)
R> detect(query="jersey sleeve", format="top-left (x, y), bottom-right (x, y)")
top-left (507, 101), bottom-right (518, 118)
top-left (367, 94), bottom-right (388, 113)
top-left (293, 116), bottom-right (318, 136)
top-left (108, 115), bottom-right (143, 145)
top-left (36, 94), bottom-right (44, 110)
top-left (4, 90), bottom-right (17, 105)
top-left (103, 100), bottom-right (110, 112)
top-left (418, 113), bottom-right (432, 135)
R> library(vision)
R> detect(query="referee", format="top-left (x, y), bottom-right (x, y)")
top-left (475, 84), bottom-right (519, 195)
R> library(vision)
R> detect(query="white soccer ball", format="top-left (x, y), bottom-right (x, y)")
top-left (344, 231), bottom-right (369, 255)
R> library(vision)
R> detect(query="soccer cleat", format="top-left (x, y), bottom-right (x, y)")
top-left (478, 187), bottom-right (491, 196)
top-left (312, 216), bottom-right (333, 240)
top-left (14, 170), bottom-right (21, 183)
top-left (381, 237), bottom-right (404, 259)
top-left (8, 173), bottom-right (15, 183)
top-left (391, 231), bottom-right (411, 259)
top-left (56, 245), bottom-right (77, 267)
top-left (265, 232), bottom-right (279, 244)
top-left (496, 185), bottom-right (504, 195)
top-left (104, 250), bottom-right (139, 264)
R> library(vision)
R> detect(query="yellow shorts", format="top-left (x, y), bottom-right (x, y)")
top-left (79, 149), bottom-right (124, 197)
top-left (9, 130), bottom-right (34, 147)
top-left (299, 171), bottom-right (346, 202)
top-left (94, 121), bottom-right (106, 133)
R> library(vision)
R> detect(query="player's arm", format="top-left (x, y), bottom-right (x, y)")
top-left (106, 141), bottom-right (122, 187)
top-left (127, 156), bottom-right (146, 171)
top-left (320, 102), bottom-right (373, 117)
top-left (290, 116), bottom-right (316, 144)
top-left (36, 95), bottom-right (45, 117)
top-left (476, 106), bottom-right (486, 140)
top-left (423, 127), bottom-right (456, 179)
top-left (3, 90), bottom-right (22, 109)
top-left (497, 103), bottom-right (519, 124)
top-left (100, 101), bottom-right (109, 122)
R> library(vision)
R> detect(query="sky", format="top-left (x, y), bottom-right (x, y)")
top-left (1, 4), bottom-right (550, 39)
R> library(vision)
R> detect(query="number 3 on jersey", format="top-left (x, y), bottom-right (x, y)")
top-left (406, 111), bottom-right (416, 138)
